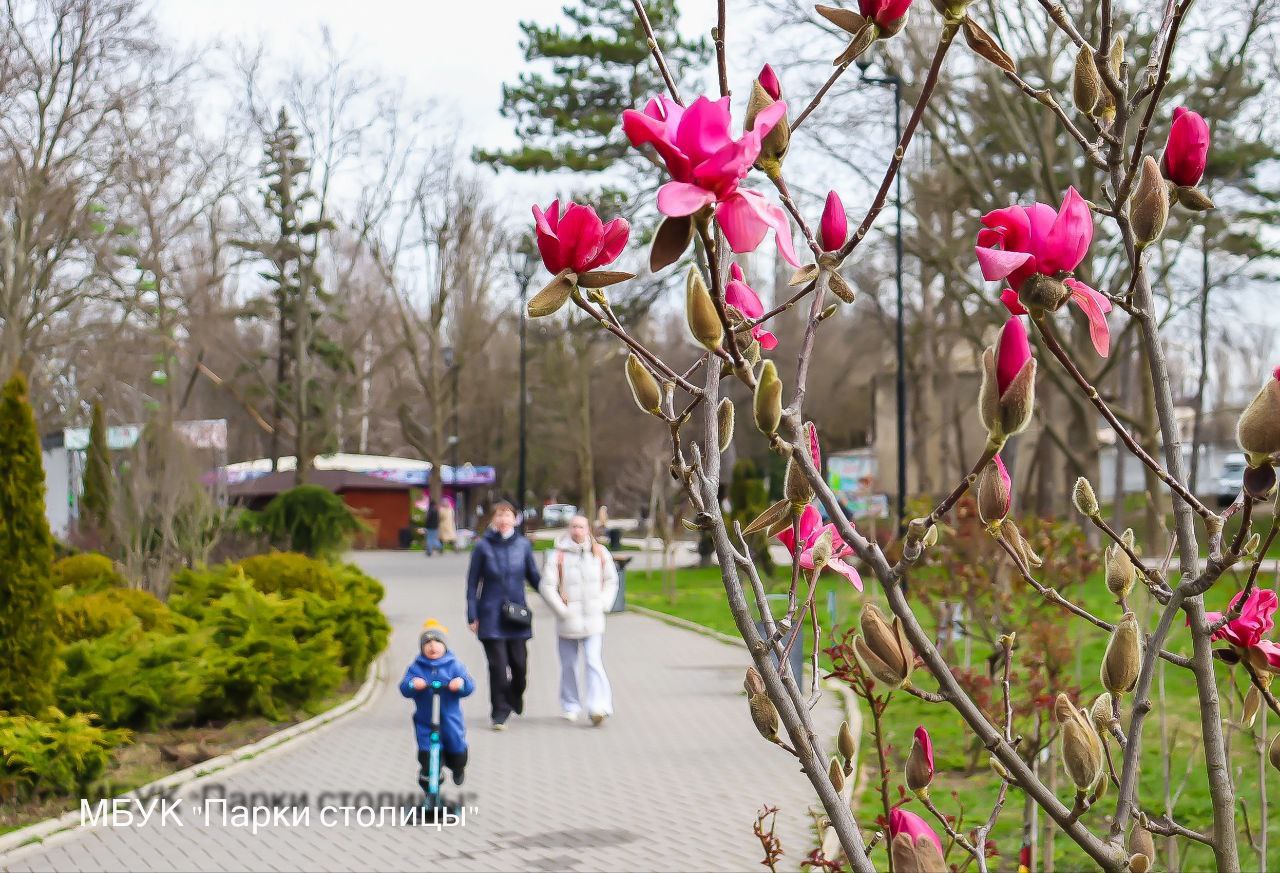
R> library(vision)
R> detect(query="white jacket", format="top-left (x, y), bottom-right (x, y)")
top-left (539, 535), bottom-right (619, 639)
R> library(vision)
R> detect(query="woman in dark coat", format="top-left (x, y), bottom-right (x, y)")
top-left (466, 501), bottom-right (541, 729)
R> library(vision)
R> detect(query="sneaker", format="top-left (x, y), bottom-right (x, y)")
top-left (512, 698), bottom-right (524, 716)
top-left (491, 721), bottom-right (508, 732)
top-left (560, 711), bottom-right (578, 722)
top-left (589, 712), bottom-right (606, 726)
top-left (451, 767), bottom-right (465, 786)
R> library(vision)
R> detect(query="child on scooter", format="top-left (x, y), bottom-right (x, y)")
top-left (399, 620), bottom-right (475, 788)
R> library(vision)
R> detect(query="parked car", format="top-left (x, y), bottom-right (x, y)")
top-left (1215, 452), bottom-right (1246, 506)
top-left (542, 503), bottom-right (578, 527)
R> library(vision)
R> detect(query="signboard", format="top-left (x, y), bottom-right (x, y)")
top-left (63, 419), bottom-right (227, 452)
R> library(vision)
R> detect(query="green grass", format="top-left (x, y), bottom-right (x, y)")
top-left (625, 559), bottom-right (1279, 871)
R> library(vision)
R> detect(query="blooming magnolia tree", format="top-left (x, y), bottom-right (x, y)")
top-left (525, 1), bottom-right (1271, 870)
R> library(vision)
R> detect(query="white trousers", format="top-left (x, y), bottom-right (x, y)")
top-left (557, 634), bottom-right (612, 716)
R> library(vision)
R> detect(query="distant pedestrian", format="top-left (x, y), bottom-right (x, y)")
top-left (539, 515), bottom-right (618, 725)
top-left (594, 504), bottom-right (609, 539)
top-left (466, 501), bottom-right (540, 730)
top-left (423, 500), bottom-right (442, 556)
top-left (439, 498), bottom-right (457, 552)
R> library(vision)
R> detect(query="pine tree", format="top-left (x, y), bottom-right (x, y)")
top-left (80, 398), bottom-right (113, 543)
top-left (0, 372), bottom-right (61, 713)
top-left (236, 109), bottom-right (347, 483)
top-left (475, 0), bottom-right (707, 175)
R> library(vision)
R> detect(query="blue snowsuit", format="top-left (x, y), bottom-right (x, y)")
top-left (399, 650), bottom-right (475, 754)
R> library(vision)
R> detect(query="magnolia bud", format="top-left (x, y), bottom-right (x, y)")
top-left (854, 603), bottom-right (914, 688)
top-left (717, 398), bottom-right (734, 452)
top-left (1073, 47), bottom-right (1101, 114)
top-left (685, 267), bottom-right (722, 351)
top-left (1270, 732), bottom-right (1280, 773)
top-left (1176, 186), bottom-right (1215, 211)
top-left (1128, 825), bottom-right (1156, 873)
top-left (1090, 692), bottom-right (1114, 732)
top-left (922, 524), bottom-right (938, 548)
top-left (1101, 612), bottom-right (1143, 695)
top-left (979, 336), bottom-right (1036, 440)
top-left (1072, 476), bottom-right (1099, 517)
top-left (1055, 693), bottom-right (1105, 793)
top-left (748, 692), bottom-right (779, 743)
top-left (1017, 272), bottom-right (1071, 312)
top-left (1130, 156), bottom-right (1169, 247)
top-left (527, 270), bottom-right (576, 317)
top-left (744, 665), bottom-right (766, 696)
top-left (746, 65), bottom-right (789, 175)
top-left (828, 756), bottom-right (845, 791)
top-left (1243, 684), bottom-right (1262, 729)
top-left (1246, 532), bottom-right (1263, 556)
top-left (975, 455), bottom-right (1012, 526)
top-left (625, 354), bottom-right (663, 415)
top-left (784, 453), bottom-right (814, 505)
top-left (808, 528), bottom-right (834, 571)
top-left (989, 755), bottom-right (1011, 780)
top-left (838, 720), bottom-right (856, 762)
top-left (1238, 369), bottom-right (1280, 463)
top-left (828, 270), bottom-right (856, 304)
top-left (1104, 535), bottom-right (1137, 601)
top-left (754, 361), bottom-right (783, 435)
top-left (905, 726), bottom-right (934, 793)
top-left (1100, 37), bottom-right (1124, 123)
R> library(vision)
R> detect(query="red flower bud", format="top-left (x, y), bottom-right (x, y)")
top-left (995, 316), bottom-right (1031, 397)
top-left (758, 63), bottom-right (781, 101)
top-left (820, 190), bottom-right (848, 252)
top-left (1162, 107), bottom-right (1210, 188)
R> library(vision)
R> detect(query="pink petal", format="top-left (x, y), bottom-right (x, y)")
top-left (748, 100), bottom-right (787, 140)
top-left (1164, 107), bottom-right (1209, 187)
top-left (589, 218), bottom-right (630, 269)
top-left (995, 317), bottom-right (1031, 396)
top-left (716, 192), bottom-right (770, 254)
top-left (675, 96), bottom-right (735, 166)
top-left (1254, 640), bottom-right (1280, 670)
top-left (796, 504), bottom-right (821, 542)
top-left (826, 556), bottom-right (863, 590)
top-left (1000, 288), bottom-right (1027, 315)
top-left (622, 103), bottom-right (693, 182)
top-left (914, 725), bottom-right (934, 772)
top-left (559, 203), bottom-right (605, 273)
top-left (889, 808), bottom-right (943, 855)
top-left (1042, 187), bottom-right (1093, 274)
top-left (758, 64), bottom-right (781, 100)
top-left (753, 327), bottom-right (778, 350)
top-left (808, 422), bottom-right (821, 471)
top-left (976, 246), bottom-right (1033, 282)
top-left (657, 181), bottom-right (716, 217)
top-left (730, 262), bottom-right (745, 282)
top-left (1064, 278), bottom-right (1112, 357)
top-left (531, 203), bottom-right (564, 273)
top-left (725, 279), bottom-right (765, 320)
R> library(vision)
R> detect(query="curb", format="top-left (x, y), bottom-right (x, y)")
top-left (0, 652), bottom-right (386, 861)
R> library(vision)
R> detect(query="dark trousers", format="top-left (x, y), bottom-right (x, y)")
top-left (417, 748), bottom-right (466, 790)
top-left (481, 637), bottom-right (528, 722)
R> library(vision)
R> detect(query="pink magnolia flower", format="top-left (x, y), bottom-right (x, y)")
top-left (996, 317), bottom-right (1031, 398)
top-left (861, 0), bottom-right (913, 28)
top-left (622, 95), bottom-right (800, 266)
top-left (1162, 107), bottom-right (1210, 188)
top-left (725, 263), bottom-right (778, 350)
top-left (775, 503), bottom-right (863, 590)
top-left (1202, 588), bottom-right (1280, 669)
top-left (532, 200), bottom-right (630, 274)
top-left (888, 807), bottom-right (943, 856)
top-left (820, 191), bottom-right (848, 252)
top-left (758, 63), bottom-right (781, 100)
top-left (976, 188), bottom-right (1113, 357)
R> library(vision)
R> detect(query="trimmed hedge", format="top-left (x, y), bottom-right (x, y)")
top-left (55, 588), bottom-right (176, 643)
top-left (237, 552), bottom-right (339, 599)
top-left (51, 553), bottom-right (127, 593)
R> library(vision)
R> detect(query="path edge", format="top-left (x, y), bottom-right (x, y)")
top-left (0, 651), bottom-right (387, 861)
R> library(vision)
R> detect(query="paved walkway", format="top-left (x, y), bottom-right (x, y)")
top-left (4, 551), bottom-right (841, 872)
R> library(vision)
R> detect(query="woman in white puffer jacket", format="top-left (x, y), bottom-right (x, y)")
top-left (538, 515), bottom-right (619, 725)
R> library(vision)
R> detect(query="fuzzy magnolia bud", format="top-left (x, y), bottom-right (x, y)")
top-left (1073, 476), bottom-right (1100, 517)
top-left (1243, 684), bottom-right (1262, 729)
top-left (746, 64), bottom-right (789, 175)
top-left (1238, 368), bottom-right (1280, 465)
top-left (744, 665), bottom-right (766, 696)
top-left (625, 354), bottom-right (663, 415)
top-left (1090, 692), bottom-right (1115, 732)
top-left (784, 453), bottom-right (814, 505)
top-left (808, 528), bottom-right (834, 572)
top-left (989, 755), bottom-right (1011, 780)
top-left (905, 726), bottom-right (934, 794)
top-left (1104, 531), bottom-right (1137, 601)
top-left (975, 455), bottom-right (1012, 526)
top-left (890, 832), bottom-right (947, 873)
top-left (1130, 156), bottom-right (1170, 248)
top-left (685, 267), bottom-right (722, 351)
top-left (1100, 37), bottom-right (1124, 122)
top-left (979, 317), bottom-right (1036, 441)
top-left (853, 603), bottom-right (914, 688)
top-left (748, 692), bottom-right (779, 743)
top-left (828, 756), bottom-right (845, 791)
top-left (716, 398), bottom-right (734, 452)
top-left (1073, 47), bottom-right (1102, 114)
top-left (754, 360), bottom-right (783, 435)
top-left (1128, 825), bottom-right (1156, 873)
top-left (838, 720), bottom-right (856, 762)
top-left (1101, 612), bottom-right (1143, 695)
top-left (1055, 693), bottom-right (1105, 793)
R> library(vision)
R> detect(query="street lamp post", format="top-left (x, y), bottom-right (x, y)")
top-left (858, 61), bottom-right (908, 533)
top-left (442, 345), bottom-right (461, 513)
top-left (513, 245), bottom-right (538, 521)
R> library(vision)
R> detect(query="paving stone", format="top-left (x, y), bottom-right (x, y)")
top-left (4, 551), bottom-right (840, 873)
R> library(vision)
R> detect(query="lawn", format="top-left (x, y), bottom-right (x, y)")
top-left (625, 551), bottom-right (1278, 871)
